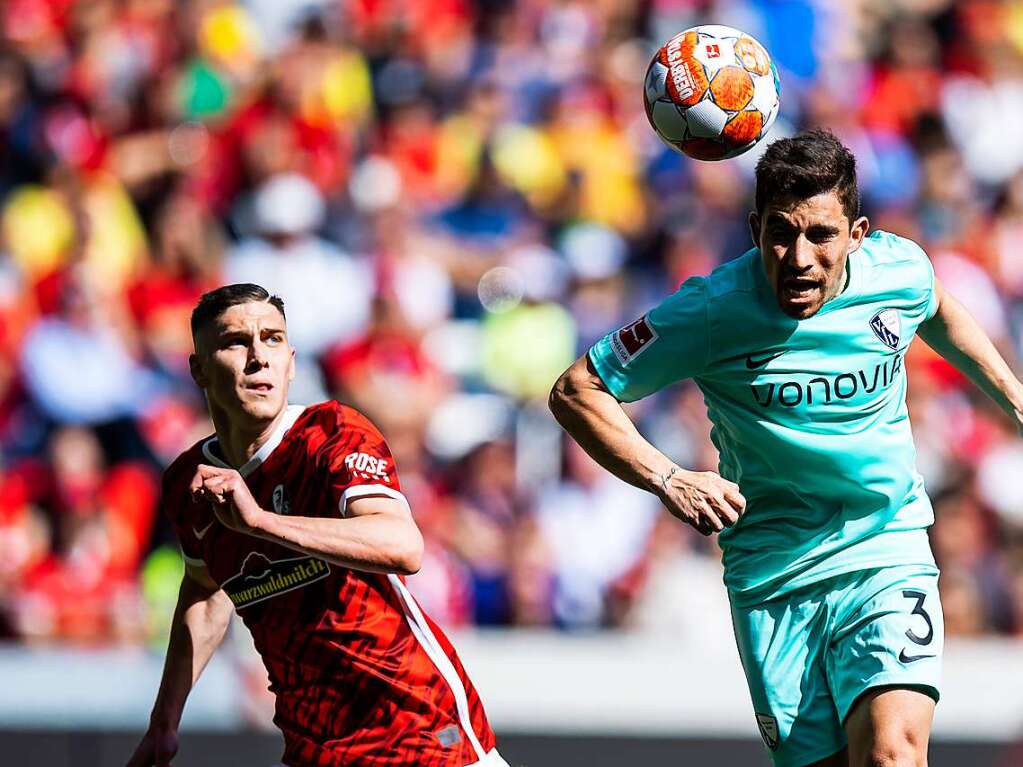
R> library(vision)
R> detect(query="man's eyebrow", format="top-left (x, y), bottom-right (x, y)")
top-left (261, 326), bottom-right (286, 335)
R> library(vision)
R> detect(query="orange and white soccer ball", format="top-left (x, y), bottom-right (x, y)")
top-left (644, 25), bottom-right (780, 160)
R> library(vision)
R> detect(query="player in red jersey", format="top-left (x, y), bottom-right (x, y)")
top-left (127, 284), bottom-right (506, 767)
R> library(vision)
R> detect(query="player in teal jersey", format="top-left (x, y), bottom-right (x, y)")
top-left (550, 130), bottom-right (1023, 767)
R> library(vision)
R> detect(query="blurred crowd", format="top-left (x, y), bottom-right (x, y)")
top-left (1, 0), bottom-right (1023, 647)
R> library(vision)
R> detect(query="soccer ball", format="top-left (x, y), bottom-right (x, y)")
top-left (644, 25), bottom-right (780, 160)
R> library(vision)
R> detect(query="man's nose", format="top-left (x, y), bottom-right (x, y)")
top-left (247, 342), bottom-right (269, 368)
top-left (789, 233), bottom-right (815, 270)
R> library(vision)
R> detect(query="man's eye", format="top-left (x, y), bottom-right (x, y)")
top-left (266, 335), bottom-right (282, 345)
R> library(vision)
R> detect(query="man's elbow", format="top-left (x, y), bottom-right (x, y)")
top-left (392, 525), bottom-right (424, 576)
top-left (549, 369), bottom-right (575, 424)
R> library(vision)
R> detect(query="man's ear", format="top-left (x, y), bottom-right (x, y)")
top-left (847, 216), bottom-right (870, 253)
top-left (189, 353), bottom-right (207, 388)
top-left (288, 348), bottom-right (296, 382)
top-left (749, 211), bottom-right (761, 249)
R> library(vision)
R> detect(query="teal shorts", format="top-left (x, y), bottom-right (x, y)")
top-left (730, 565), bottom-right (943, 767)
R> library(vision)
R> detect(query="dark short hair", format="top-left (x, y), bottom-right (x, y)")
top-left (190, 283), bottom-right (286, 340)
top-left (755, 129), bottom-right (860, 224)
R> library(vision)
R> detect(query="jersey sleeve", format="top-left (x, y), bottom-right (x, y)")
top-left (919, 244), bottom-right (939, 322)
top-left (320, 406), bottom-right (405, 517)
top-left (588, 275), bottom-right (710, 402)
top-left (893, 234), bottom-right (939, 325)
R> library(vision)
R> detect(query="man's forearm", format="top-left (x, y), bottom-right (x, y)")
top-left (550, 355), bottom-right (746, 534)
top-left (150, 575), bottom-right (233, 728)
top-left (549, 357), bottom-right (676, 496)
top-left (251, 505), bottom-right (422, 575)
top-left (919, 288), bottom-right (1023, 423)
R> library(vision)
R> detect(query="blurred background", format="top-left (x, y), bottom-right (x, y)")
top-left (0, 0), bottom-right (1023, 764)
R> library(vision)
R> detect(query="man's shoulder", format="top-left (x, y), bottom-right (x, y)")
top-left (654, 250), bottom-right (757, 314)
top-left (289, 401), bottom-right (388, 463)
top-left (856, 230), bottom-right (934, 303)
top-left (295, 400), bottom-right (380, 436)
top-left (858, 230), bottom-right (929, 268)
top-left (703, 248), bottom-right (760, 301)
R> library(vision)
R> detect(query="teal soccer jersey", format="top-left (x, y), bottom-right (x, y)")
top-left (589, 230), bottom-right (940, 605)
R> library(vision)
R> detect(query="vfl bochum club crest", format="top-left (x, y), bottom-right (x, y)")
top-left (869, 308), bottom-right (901, 350)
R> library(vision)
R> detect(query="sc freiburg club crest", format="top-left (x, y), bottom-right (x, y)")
top-left (869, 308), bottom-right (901, 350)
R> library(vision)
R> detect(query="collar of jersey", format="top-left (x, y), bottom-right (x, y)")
top-left (202, 404), bottom-right (307, 478)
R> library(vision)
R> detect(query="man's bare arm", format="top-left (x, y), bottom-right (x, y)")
top-left (249, 496), bottom-right (423, 575)
top-left (549, 354), bottom-right (745, 535)
top-left (918, 277), bottom-right (1023, 427)
top-left (127, 563), bottom-right (233, 767)
top-left (190, 465), bottom-right (423, 575)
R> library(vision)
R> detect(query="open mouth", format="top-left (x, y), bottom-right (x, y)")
top-left (245, 382), bottom-right (274, 393)
top-left (782, 277), bottom-right (821, 298)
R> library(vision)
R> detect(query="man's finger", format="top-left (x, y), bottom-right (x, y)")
top-left (710, 494), bottom-right (739, 527)
top-left (189, 471), bottom-right (204, 499)
top-left (202, 475), bottom-right (233, 495)
top-left (196, 463), bottom-right (233, 479)
top-left (723, 487), bottom-right (747, 515)
top-left (700, 501), bottom-right (724, 532)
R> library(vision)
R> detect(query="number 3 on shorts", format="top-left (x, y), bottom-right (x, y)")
top-left (904, 593), bottom-right (937, 646)
top-left (899, 590), bottom-right (935, 663)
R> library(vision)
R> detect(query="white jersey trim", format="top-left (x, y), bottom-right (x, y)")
top-left (202, 404), bottom-right (307, 477)
top-left (387, 573), bottom-right (488, 761)
top-left (467, 748), bottom-right (509, 766)
top-left (339, 475), bottom-right (490, 758)
top-left (338, 484), bottom-right (408, 518)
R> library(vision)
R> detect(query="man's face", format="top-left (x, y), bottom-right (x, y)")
top-left (190, 301), bottom-right (295, 423)
top-left (750, 191), bottom-right (869, 319)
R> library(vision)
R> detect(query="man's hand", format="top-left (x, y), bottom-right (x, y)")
top-left (190, 465), bottom-right (268, 536)
top-left (125, 723), bottom-right (179, 767)
top-left (657, 467), bottom-right (746, 536)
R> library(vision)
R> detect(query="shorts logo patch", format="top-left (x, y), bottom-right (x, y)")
top-left (870, 308), bottom-right (901, 350)
top-left (611, 315), bottom-right (659, 365)
top-left (755, 713), bottom-right (779, 750)
top-left (433, 724), bottom-right (462, 747)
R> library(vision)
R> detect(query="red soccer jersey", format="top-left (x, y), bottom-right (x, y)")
top-left (161, 401), bottom-right (499, 767)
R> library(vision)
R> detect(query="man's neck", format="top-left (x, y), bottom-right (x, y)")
top-left (209, 404), bottom-right (289, 469)
top-left (825, 258), bottom-right (851, 304)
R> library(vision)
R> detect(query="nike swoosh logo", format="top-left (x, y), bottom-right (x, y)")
top-left (193, 520), bottom-right (215, 540)
top-left (745, 351), bottom-right (785, 369)
top-left (898, 649), bottom-right (936, 664)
